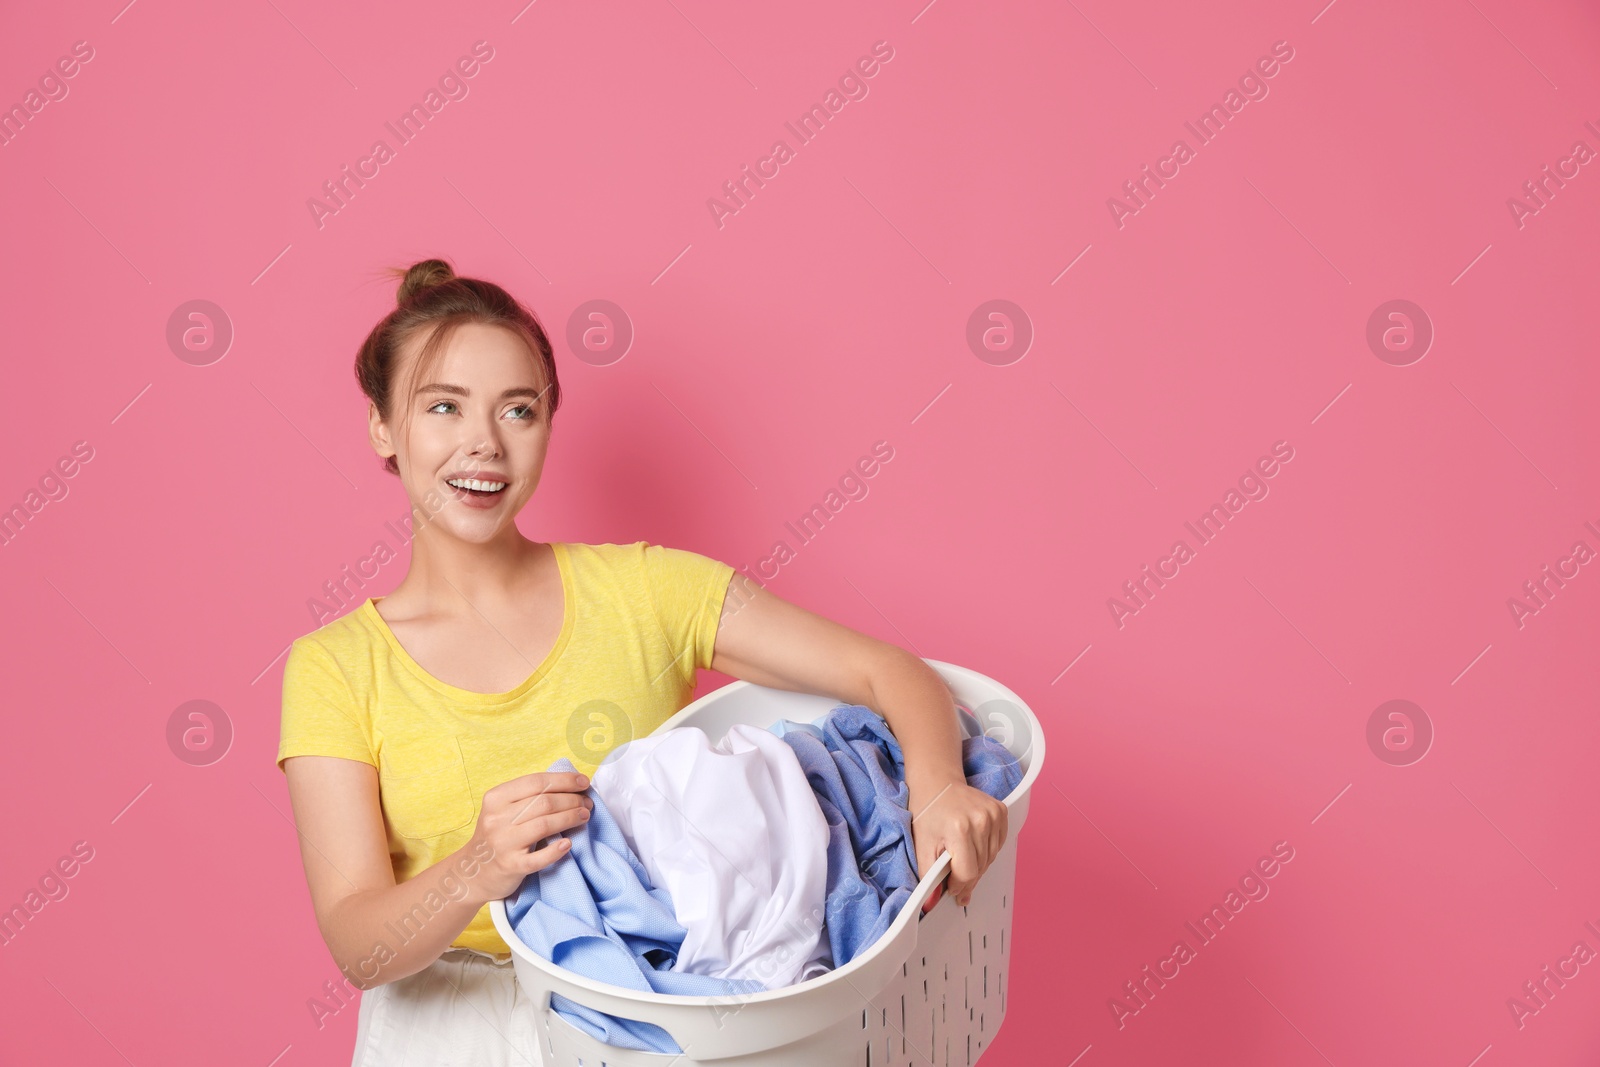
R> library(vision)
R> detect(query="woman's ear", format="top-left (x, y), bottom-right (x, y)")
top-left (368, 402), bottom-right (397, 466)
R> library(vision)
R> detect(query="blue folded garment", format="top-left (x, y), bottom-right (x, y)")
top-left (771, 704), bottom-right (1023, 968)
top-left (504, 757), bottom-right (765, 1054)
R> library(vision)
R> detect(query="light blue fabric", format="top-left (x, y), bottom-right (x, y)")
top-left (504, 757), bottom-right (765, 1054)
top-left (770, 704), bottom-right (1023, 968)
top-left (765, 717), bottom-right (825, 743)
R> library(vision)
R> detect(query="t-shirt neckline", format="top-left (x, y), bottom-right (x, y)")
top-left (359, 541), bottom-right (575, 705)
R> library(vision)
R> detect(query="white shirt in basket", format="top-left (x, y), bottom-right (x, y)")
top-left (590, 724), bottom-right (833, 989)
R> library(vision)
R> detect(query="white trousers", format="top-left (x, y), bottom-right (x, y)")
top-left (350, 947), bottom-right (545, 1067)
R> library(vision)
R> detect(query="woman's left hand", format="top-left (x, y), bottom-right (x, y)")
top-left (908, 779), bottom-right (1008, 911)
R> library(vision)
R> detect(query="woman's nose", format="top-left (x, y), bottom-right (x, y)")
top-left (463, 428), bottom-right (502, 461)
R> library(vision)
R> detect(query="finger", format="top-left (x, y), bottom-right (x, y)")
top-left (918, 842), bottom-right (950, 914)
top-left (499, 790), bottom-right (595, 831)
top-left (495, 770), bottom-right (590, 803)
top-left (512, 803), bottom-right (593, 845)
top-left (912, 824), bottom-right (938, 882)
top-left (505, 791), bottom-right (591, 827)
top-left (518, 835), bottom-right (573, 874)
top-left (970, 807), bottom-right (998, 871)
top-left (944, 831), bottom-right (981, 906)
top-left (988, 804), bottom-right (1008, 866)
top-left (488, 771), bottom-right (590, 810)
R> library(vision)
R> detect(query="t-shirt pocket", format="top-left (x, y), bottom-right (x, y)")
top-left (378, 735), bottom-right (476, 840)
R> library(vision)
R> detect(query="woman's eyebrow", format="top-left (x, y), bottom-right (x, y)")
top-left (418, 383), bottom-right (546, 399)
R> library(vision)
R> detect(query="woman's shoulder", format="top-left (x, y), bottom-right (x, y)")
top-left (563, 539), bottom-right (723, 559)
top-left (288, 601), bottom-right (384, 666)
top-left (564, 539), bottom-right (729, 577)
top-left (555, 540), bottom-right (648, 591)
top-left (562, 539), bottom-right (647, 557)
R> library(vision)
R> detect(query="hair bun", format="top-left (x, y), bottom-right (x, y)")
top-left (397, 258), bottom-right (455, 304)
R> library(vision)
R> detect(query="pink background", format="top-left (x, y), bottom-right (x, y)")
top-left (3, 0), bottom-right (1599, 1063)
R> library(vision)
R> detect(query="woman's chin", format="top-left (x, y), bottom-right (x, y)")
top-left (436, 513), bottom-right (517, 545)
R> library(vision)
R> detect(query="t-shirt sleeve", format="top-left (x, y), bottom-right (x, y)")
top-left (277, 637), bottom-right (377, 770)
top-left (639, 542), bottom-right (737, 678)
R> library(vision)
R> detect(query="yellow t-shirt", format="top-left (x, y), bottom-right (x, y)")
top-left (276, 540), bottom-right (736, 955)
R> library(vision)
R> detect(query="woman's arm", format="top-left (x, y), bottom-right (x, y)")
top-left (709, 575), bottom-right (1008, 908)
top-left (282, 755), bottom-right (592, 988)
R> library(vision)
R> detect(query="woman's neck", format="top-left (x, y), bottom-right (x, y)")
top-left (387, 521), bottom-right (543, 617)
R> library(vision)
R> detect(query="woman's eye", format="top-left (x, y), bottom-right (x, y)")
top-left (427, 400), bottom-right (457, 414)
top-left (507, 404), bottom-right (536, 420)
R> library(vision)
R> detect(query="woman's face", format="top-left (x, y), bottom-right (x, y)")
top-left (371, 321), bottom-right (552, 545)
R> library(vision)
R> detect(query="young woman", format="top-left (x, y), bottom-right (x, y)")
top-left (278, 259), bottom-right (1008, 1065)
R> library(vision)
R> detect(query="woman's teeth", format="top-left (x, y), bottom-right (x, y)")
top-left (447, 478), bottom-right (507, 493)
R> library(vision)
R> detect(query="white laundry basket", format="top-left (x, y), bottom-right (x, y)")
top-left (490, 658), bottom-right (1044, 1066)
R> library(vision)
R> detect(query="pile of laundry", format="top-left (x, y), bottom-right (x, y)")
top-left (503, 703), bottom-right (1023, 1053)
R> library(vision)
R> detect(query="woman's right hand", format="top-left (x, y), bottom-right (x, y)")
top-left (463, 769), bottom-right (594, 903)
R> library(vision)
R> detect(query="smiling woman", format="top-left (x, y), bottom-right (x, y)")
top-left (279, 257), bottom-right (1006, 1067)
top-left (371, 317), bottom-right (556, 542)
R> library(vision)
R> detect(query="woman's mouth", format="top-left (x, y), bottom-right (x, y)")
top-left (446, 477), bottom-right (508, 508)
